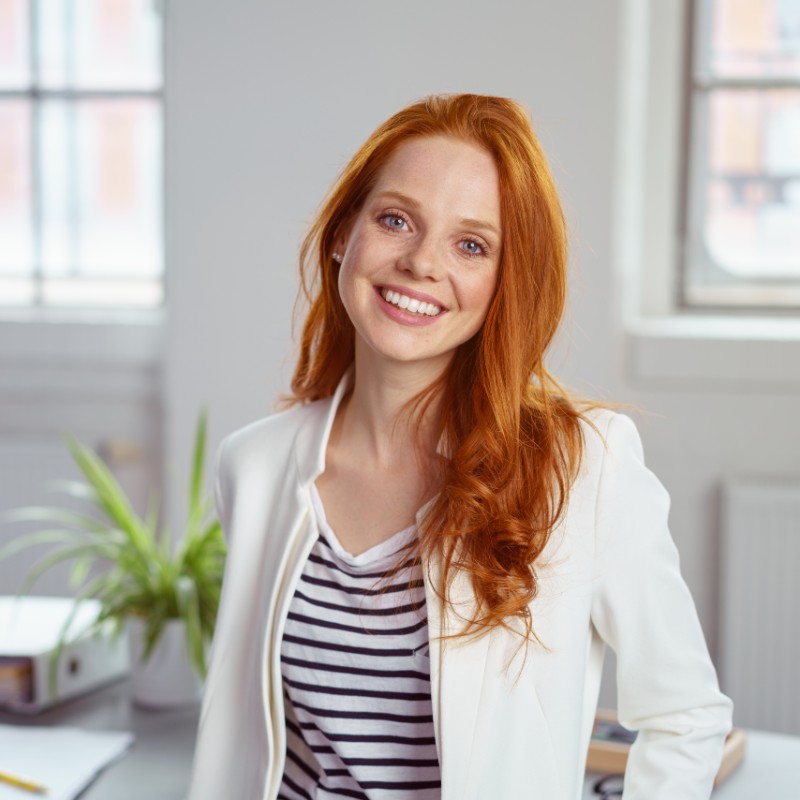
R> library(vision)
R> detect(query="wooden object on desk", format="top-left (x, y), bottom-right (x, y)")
top-left (714, 728), bottom-right (747, 787)
top-left (586, 708), bottom-right (746, 787)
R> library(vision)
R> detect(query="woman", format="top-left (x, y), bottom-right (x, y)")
top-left (188, 94), bottom-right (732, 800)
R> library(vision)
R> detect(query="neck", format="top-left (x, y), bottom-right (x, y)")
top-left (338, 344), bottom-right (447, 469)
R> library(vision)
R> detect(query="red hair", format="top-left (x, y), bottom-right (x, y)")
top-left (288, 94), bottom-right (586, 640)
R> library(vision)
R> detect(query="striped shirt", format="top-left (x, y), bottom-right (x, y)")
top-left (278, 484), bottom-right (441, 800)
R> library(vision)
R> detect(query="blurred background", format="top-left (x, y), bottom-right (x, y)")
top-left (1, 0), bottom-right (798, 735)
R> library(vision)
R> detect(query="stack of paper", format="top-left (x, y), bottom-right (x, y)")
top-left (0, 724), bottom-right (133, 800)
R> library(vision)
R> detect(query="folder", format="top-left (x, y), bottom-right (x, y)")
top-left (0, 596), bottom-right (129, 713)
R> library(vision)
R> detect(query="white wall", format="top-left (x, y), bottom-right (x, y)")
top-left (0, 318), bottom-right (162, 596)
top-left (163, 0), bottom-right (623, 531)
top-left (164, 0), bottom-right (800, 718)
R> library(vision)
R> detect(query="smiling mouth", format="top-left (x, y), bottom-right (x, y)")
top-left (380, 287), bottom-right (443, 317)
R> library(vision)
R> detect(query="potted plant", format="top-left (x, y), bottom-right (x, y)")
top-left (0, 413), bottom-right (226, 707)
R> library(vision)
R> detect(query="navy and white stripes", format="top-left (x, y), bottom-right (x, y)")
top-left (278, 485), bottom-right (441, 799)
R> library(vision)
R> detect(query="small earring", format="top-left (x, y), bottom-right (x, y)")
top-left (332, 252), bottom-right (343, 263)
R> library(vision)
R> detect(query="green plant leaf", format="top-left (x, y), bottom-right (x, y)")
top-left (69, 556), bottom-right (94, 589)
top-left (2, 412), bottom-right (225, 683)
top-left (2, 506), bottom-right (108, 532)
top-left (46, 579), bottom-right (123, 697)
top-left (47, 604), bottom-right (89, 699)
top-left (188, 410), bottom-right (208, 516)
top-left (144, 492), bottom-right (160, 538)
top-left (20, 541), bottom-right (121, 595)
top-left (63, 435), bottom-right (153, 557)
top-left (158, 522), bottom-right (173, 561)
top-left (140, 607), bottom-right (169, 664)
top-left (175, 575), bottom-right (206, 676)
top-left (0, 529), bottom-right (93, 560)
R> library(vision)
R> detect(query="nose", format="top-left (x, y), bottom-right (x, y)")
top-left (400, 234), bottom-right (442, 281)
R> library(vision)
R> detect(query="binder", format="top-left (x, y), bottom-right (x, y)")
top-left (0, 596), bottom-right (130, 713)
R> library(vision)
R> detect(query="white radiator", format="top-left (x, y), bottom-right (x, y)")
top-left (720, 479), bottom-right (800, 735)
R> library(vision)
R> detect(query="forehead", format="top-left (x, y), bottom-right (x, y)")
top-left (367, 135), bottom-right (501, 226)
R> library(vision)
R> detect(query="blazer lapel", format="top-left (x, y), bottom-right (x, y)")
top-left (294, 367), bottom-right (353, 486)
top-left (424, 550), bottom-right (492, 800)
top-left (298, 369), bottom-right (494, 797)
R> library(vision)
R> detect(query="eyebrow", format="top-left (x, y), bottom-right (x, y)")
top-left (373, 190), bottom-right (502, 240)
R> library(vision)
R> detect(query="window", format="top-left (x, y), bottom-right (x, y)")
top-left (682, 0), bottom-right (800, 309)
top-left (0, 0), bottom-right (163, 309)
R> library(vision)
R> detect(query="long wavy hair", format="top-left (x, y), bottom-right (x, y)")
top-left (288, 94), bottom-right (587, 641)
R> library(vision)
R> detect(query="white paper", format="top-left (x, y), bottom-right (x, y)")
top-left (0, 724), bottom-right (133, 800)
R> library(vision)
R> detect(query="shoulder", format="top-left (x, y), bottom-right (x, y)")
top-left (216, 397), bottom-right (333, 483)
top-left (567, 408), bottom-right (661, 521)
top-left (576, 407), bottom-right (645, 472)
top-left (571, 408), bottom-right (671, 551)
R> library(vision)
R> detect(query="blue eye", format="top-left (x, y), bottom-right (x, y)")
top-left (460, 239), bottom-right (485, 256)
top-left (381, 213), bottom-right (408, 231)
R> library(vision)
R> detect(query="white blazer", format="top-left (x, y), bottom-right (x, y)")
top-left (187, 374), bottom-right (732, 800)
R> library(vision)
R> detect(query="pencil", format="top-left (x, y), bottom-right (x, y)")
top-left (0, 768), bottom-right (48, 794)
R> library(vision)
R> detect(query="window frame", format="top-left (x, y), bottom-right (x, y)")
top-left (618, 0), bottom-right (800, 388)
top-left (0, 0), bottom-right (165, 311)
top-left (678, 0), bottom-right (800, 312)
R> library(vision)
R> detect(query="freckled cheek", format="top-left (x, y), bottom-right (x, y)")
top-left (337, 260), bottom-right (379, 322)
top-left (336, 265), bottom-right (362, 323)
top-left (343, 238), bottom-right (391, 280)
top-left (458, 276), bottom-right (498, 317)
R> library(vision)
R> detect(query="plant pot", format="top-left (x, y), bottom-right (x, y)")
top-left (127, 617), bottom-right (203, 708)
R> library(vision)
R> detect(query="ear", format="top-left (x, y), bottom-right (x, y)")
top-left (334, 216), bottom-right (354, 256)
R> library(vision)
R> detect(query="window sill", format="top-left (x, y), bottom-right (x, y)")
top-left (625, 315), bottom-right (800, 387)
top-left (0, 307), bottom-right (164, 368)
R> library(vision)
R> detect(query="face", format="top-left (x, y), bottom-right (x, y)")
top-left (336, 135), bottom-right (502, 376)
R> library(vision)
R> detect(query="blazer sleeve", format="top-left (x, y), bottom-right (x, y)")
top-left (589, 413), bottom-right (733, 799)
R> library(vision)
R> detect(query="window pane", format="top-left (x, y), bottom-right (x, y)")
top-left (38, 0), bottom-right (162, 90)
top-left (39, 98), bottom-right (163, 281)
top-left (710, 0), bottom-right (800, 77)
top-left (0, 100), bottom-right (34, 280)
top-left (0, 0), bottom-right (30, 88)
top-left (42, 276), bottom-right (162, 306)
top-left (0, 277), bottom-right (35, 304)
top-left (39, 100), bottom-right (71, 274)
top-left (705, 89), bottom-right (800, 278)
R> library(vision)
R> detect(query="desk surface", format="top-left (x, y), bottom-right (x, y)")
top-left (1, 683), bottom-right (798, 799)
top-left (0, 679), bottom-right (199, 800)
top-left (583, 727), bottom-right (799, 800)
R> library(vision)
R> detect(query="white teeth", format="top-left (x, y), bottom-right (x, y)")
top-left (380, 288), bottom-right (442, 316)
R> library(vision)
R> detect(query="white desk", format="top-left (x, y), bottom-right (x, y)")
top-left (2, 684), bottom-right (797, 799)
top-left (0, 679), bottom-right (199, 800)
top-left (583, 729), bottom-right (800, 799)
